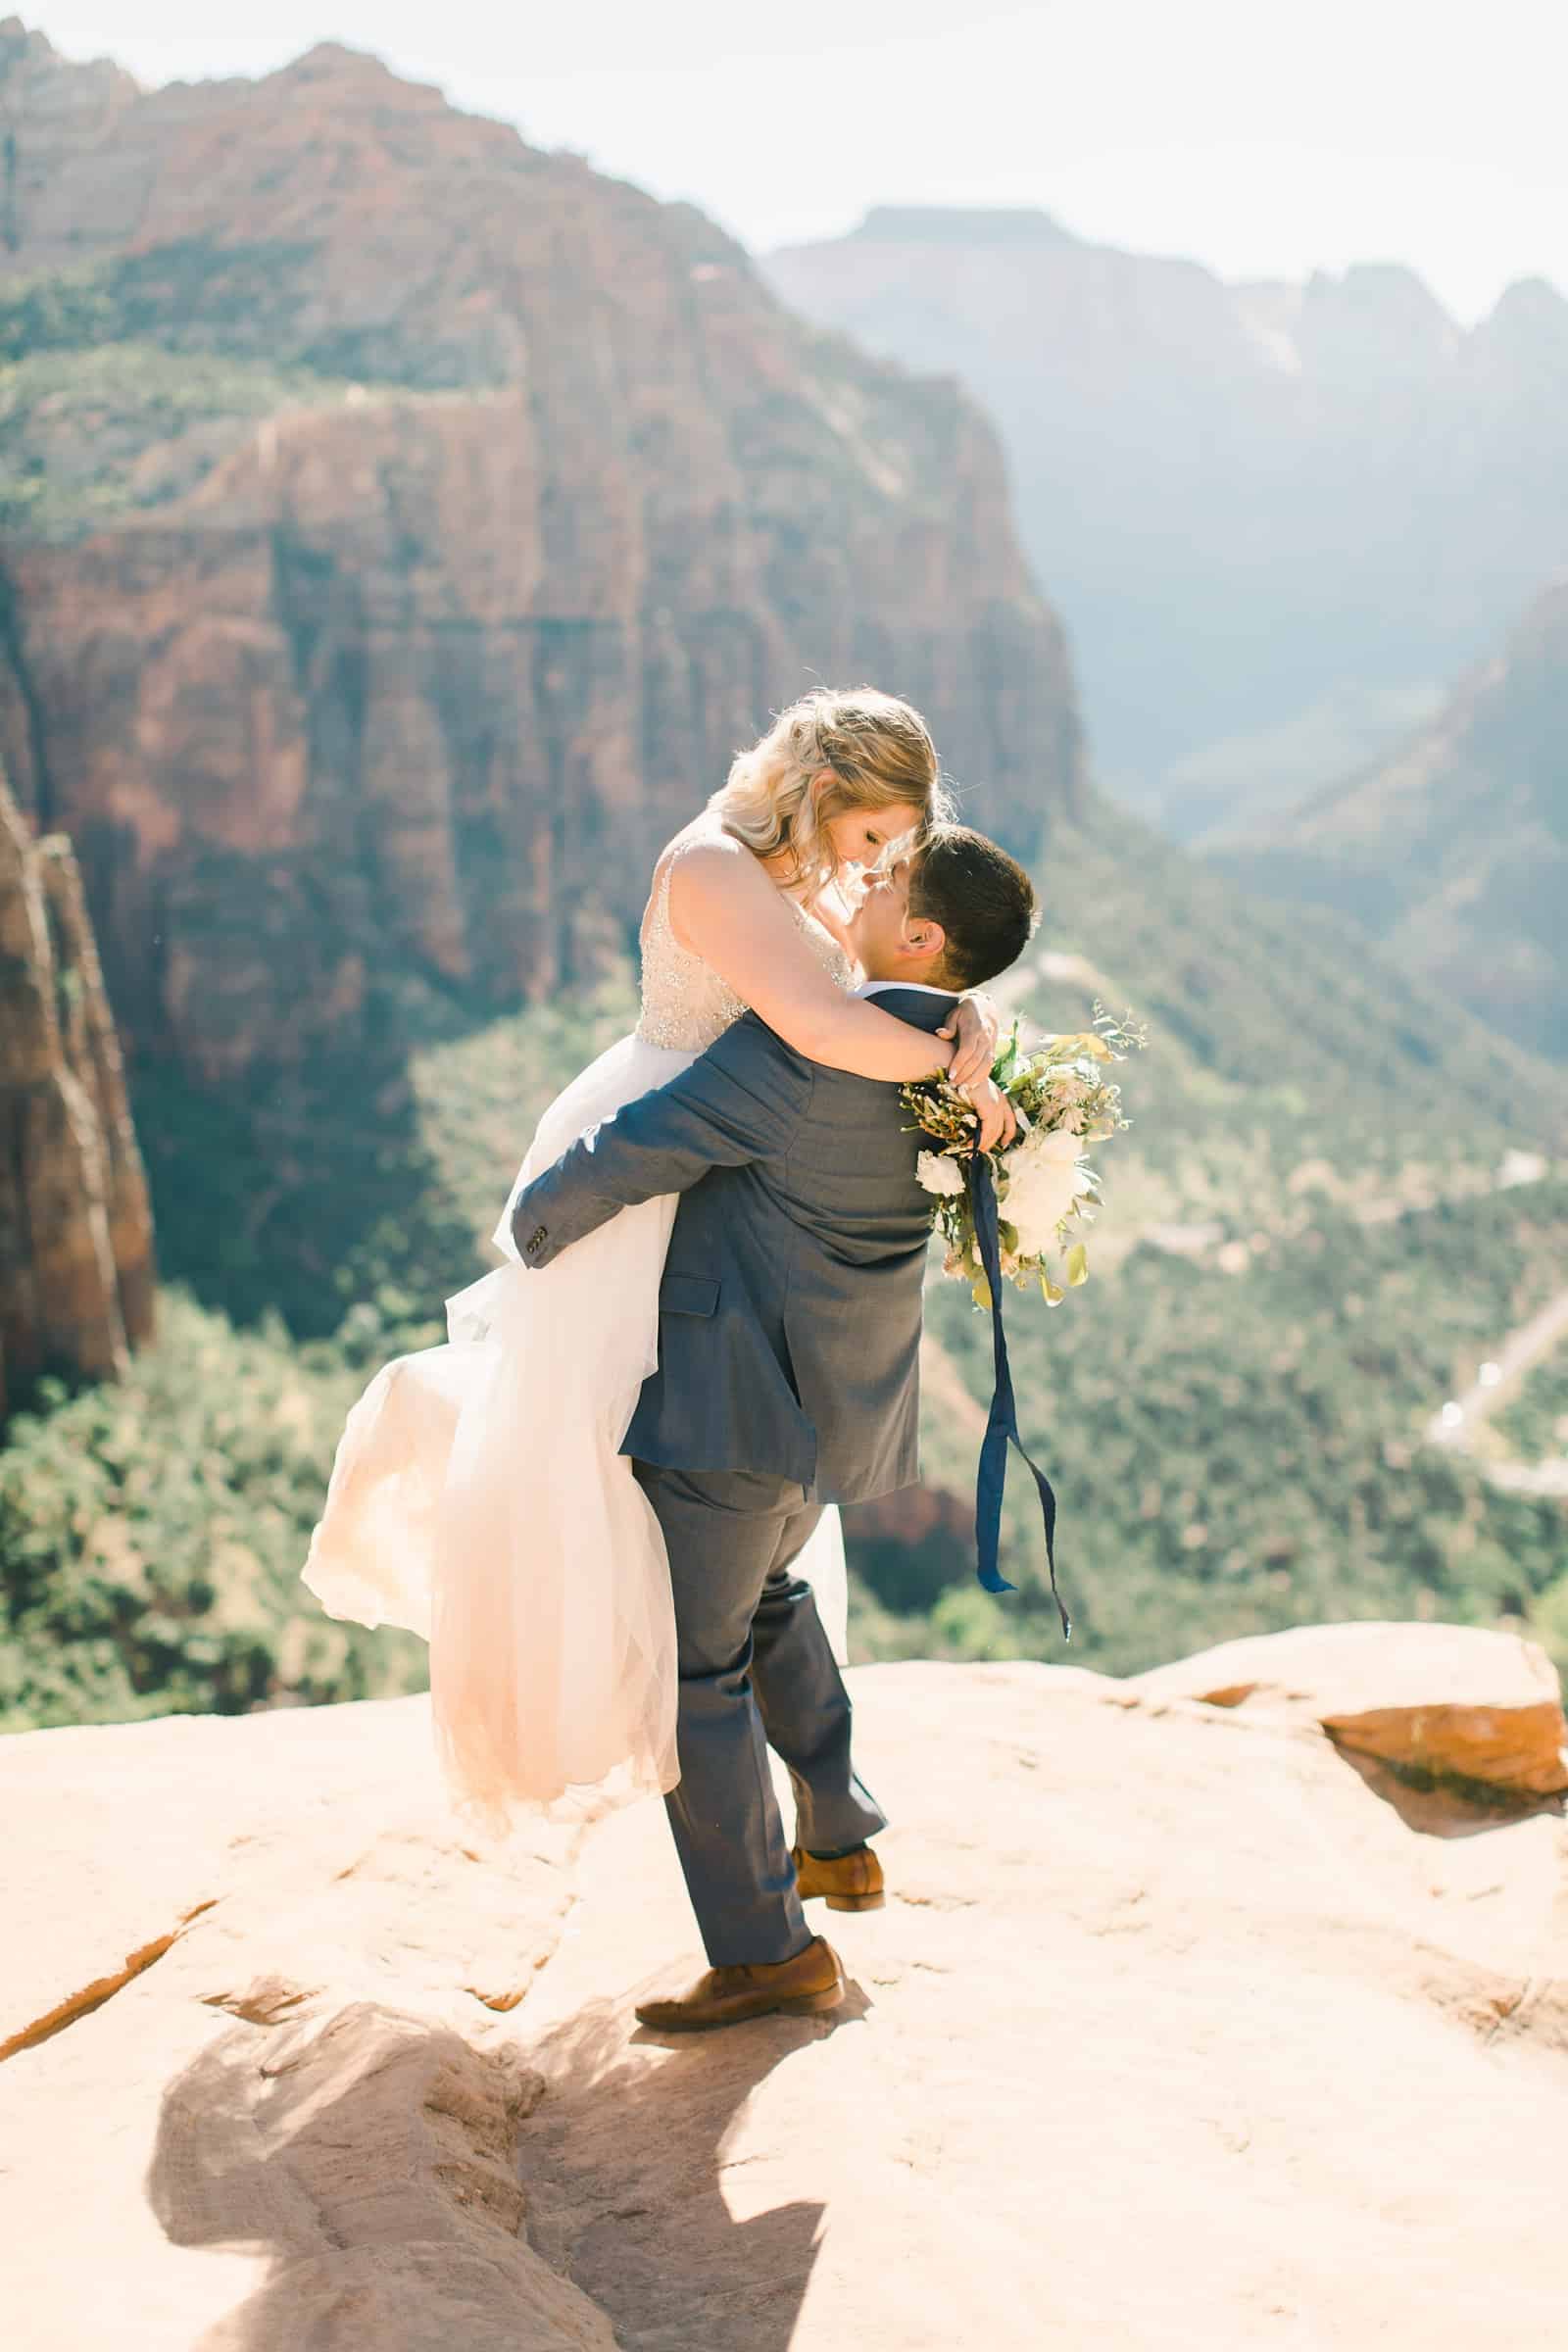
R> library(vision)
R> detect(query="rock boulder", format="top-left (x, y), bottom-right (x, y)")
top-left (1130, 1618), bottom-right (1568, 1797)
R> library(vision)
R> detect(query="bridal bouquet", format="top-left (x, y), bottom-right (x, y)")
top-left (904, 1002), bottom-right (1147, 1308)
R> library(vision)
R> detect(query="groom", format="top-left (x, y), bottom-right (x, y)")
top-left (513, 825), bottom-right (1038, 2030)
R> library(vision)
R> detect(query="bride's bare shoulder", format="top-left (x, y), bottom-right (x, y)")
top-left (662, 824), bottom-right (768, 910)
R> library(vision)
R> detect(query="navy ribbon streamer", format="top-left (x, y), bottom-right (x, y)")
top-left (966, 1152), bottom-right (1071, 1641)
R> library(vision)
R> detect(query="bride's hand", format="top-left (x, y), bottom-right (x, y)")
top-left (937, 995), bottom-right (1015, 1150)
top-left (961, 1073), bottom-right (1016, 1153)
top-left (940, 993), bottom-right (1003, 1091)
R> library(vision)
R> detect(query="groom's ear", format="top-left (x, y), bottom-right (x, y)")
top-left (902, 909), bottom-right (948, 968)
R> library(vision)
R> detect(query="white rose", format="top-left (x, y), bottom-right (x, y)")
top-left (1001, 1127), bottom-right (1086, 1254)
top-left (917, 1150), bottom-right (966, 1199)
top-left (1032, 1126), bottom-right (1086, 1163)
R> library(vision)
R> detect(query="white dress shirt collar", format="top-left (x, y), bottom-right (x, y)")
top-left (855, 979), bottom-right (955, 1001)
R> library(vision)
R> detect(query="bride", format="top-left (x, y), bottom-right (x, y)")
top-left (302, 687), bottom-right (1007, 1832)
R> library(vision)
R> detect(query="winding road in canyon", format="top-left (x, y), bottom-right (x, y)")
top-left (1425, 1286), bottom-right (1568, 1497)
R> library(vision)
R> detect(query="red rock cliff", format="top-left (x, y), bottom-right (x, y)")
top-left (0, 28), bottom-right (1084, 1087)
top-left (0, 767), bottom-right (156, 1414)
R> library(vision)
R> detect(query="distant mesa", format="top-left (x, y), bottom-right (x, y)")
top-left (845, 204), bottom-right (1081, 247)
top-left (764, 202), bottom-right (1568, 832)
top-left (1477, 273), bottom-right (1568, 356)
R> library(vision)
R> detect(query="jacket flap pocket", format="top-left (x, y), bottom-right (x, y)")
top-left (660, 1272), bottom-right (719, 1318)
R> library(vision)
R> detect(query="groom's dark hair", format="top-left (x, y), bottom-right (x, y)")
top-left (907, 825), bottom-right (1039, 990)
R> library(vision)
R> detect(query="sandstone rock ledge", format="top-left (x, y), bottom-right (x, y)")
top-left (2, 1636), bottom-right (1565, 2351)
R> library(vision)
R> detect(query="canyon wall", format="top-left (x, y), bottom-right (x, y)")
top-left (0, 768), bottom-right (155, 1414)
top-left (0, 29), bottom-right (1084, 1090)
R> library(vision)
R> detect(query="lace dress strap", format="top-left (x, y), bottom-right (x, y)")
top-left (637, 823), bottom-right (856, 1054)
top-left (637, 830), bottom-right (749, 1052)
top-left (641, 823), bottom-right (716, 951)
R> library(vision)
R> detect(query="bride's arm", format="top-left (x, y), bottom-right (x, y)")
top-left (668, 841), bottom-right (956, 1084)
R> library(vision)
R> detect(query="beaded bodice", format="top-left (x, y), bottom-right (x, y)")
top-left (636, 830), bottom-right (855, 1054)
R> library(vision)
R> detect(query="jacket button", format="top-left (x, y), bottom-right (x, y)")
top-left (526, 1224), bottom-right (548, 1255)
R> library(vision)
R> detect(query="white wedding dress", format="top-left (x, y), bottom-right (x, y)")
top-left (302, 831), bottom-right (855, 1833)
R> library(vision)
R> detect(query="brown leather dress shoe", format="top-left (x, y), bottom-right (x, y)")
top-left (634, 1936), bottom-right (845, 2033)
top-left (791, 1843), bottom-right (885, 1911)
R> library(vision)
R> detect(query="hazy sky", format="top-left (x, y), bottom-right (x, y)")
top-left (29, 2), bottom-right (1568, 325)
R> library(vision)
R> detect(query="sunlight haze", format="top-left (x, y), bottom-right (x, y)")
top-left (24, 0), bottom-right (1568, 325)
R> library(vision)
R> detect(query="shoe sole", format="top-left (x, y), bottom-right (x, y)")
top-left (637, 1980), bottom-right (845, 2033)
top-left (821, 1889), bottom-right (885, 1912)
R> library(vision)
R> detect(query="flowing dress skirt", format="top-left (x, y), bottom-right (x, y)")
top-left (302, 1032), bottom-right (850, 1832)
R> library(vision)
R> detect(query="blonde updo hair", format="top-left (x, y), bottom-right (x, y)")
top-left (710, 686), bottom-right (954, 895)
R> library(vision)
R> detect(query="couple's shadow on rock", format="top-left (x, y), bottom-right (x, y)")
top-left (520, 1980), bottom-right (874, 2350)
top-left (144, 1981), bottom-right (869, 2351)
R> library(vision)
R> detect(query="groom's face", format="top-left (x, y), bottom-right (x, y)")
top-left (847, 856), bottom-right (941, 981)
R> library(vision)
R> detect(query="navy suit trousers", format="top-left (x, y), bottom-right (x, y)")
top-left (631, 1460), bottom-right (887, 1966)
